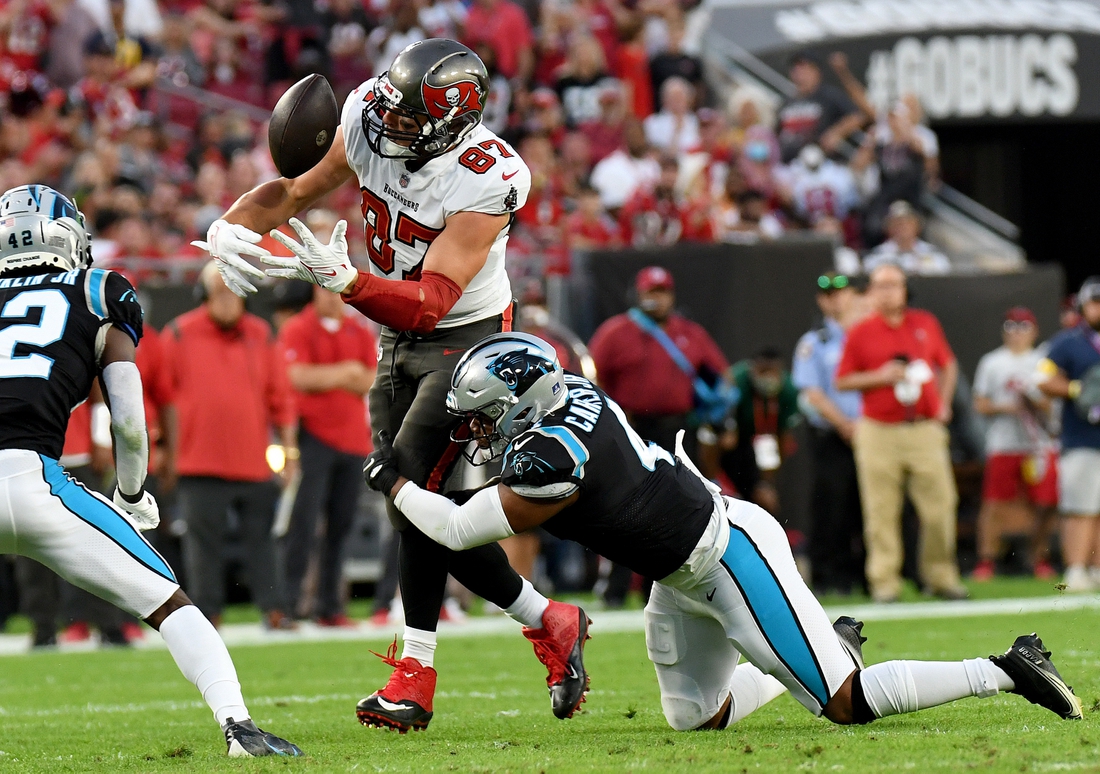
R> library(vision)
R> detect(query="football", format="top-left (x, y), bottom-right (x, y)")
top-left (268, 74), bottom-right (339, 179)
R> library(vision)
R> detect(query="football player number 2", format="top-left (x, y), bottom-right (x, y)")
top-left (0, 289), bottom-right (71, 379)
top-left (361, 189), bottom-right (443, 275)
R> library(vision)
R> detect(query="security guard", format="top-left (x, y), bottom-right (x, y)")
top-left (792, 272), bottom-right (865, 594)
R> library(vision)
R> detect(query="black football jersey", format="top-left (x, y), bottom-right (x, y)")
top-left (500, 373), bottom-right (714, 580)
top-left (0, 268), bottom-right (143, 459)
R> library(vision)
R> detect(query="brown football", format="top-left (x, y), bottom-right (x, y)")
top-left (268, 74), bottom-right (339, 179)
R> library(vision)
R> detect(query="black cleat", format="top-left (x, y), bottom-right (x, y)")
top-left (833, 616), bottom-right (867, 670)
top-left (224, 718), bottom-right (303, 757)
top-left (523, 601), bottom-right (591, 719)
top-left (990, 634), bottom-right (1083, 720)
top-left (356, 639), bottom-right (436, 733)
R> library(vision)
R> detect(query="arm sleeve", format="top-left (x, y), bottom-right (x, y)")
top-left (500, 430), bottom-right (584, 500)
top-left (392, 482), bottom-right (515, 551)
top-left (102, 361), bottom-right (148, 496)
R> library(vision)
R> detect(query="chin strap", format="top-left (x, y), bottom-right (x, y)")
top-left (341, 270), bottom-right (462, 334)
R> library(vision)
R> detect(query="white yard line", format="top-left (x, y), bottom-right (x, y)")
top-left (0, 593), bottom-right (1097, 658)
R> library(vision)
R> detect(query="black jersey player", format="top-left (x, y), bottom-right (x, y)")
top-left (364, 332), bottom-right (1082, 733)
top-left (0, 185), bottom-right (300, 757)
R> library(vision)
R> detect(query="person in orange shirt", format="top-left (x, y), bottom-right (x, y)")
top-left (161, 263), bottom-right (298, 629)
top-left (279, 286), bottom-right (377, 625)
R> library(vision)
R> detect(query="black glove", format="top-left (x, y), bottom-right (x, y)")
top-left (363, 430), bottom-right (402, 495)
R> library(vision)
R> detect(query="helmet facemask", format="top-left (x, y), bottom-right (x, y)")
top-left (364, 73), bottom-right (480, 162)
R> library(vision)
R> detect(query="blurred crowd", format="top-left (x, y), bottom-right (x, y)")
top-left (0, 0), bottom-right (953, 285)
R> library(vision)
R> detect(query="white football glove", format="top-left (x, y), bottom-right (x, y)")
top-left (264, 218), bottom-right (358, 293)
top-left (191, 219), bottom-right (269, 297)
top-left (113, 488), bottom-right (160, 532)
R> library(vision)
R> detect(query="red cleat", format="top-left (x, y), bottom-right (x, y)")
top-left (59, 621), bottom-right (91, 644)
top-left (356, 637), bottom-right (437, 732)
top-left (523, 600), bottom-right (591, 719)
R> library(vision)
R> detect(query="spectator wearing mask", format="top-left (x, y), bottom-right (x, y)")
top-left (279, 286), bottom-right (377, 625)
top-left (722, 348), bottom-right (800, 516)
top-left (588, 266), bottom-right (728, 606)
top-left (835, 263), bottom-right (965, 603)
top-left (162, 262), bottom-right (297, 629)
top-left (1037, 276), bottom-right (1100, 592)
top-left (590, 118), bottom-right (659, 212)
top-left (776, 51), bottom-right (863, 163)
top-left (793, 273), bottom-right (865, 594)
top-left (863, 201), bottom-right (951, 276)
top-left (972, 307), bottom-right (1058, 582)
top-left (643, 76), bottom-right (699, 155)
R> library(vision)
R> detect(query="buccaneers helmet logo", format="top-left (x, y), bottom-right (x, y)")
top-left (489, 349), bottom-right (554, 394)
top-left (422, 79), bottom-right (484, 120)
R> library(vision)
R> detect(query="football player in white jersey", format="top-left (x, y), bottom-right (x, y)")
top-left (194, 39), bottom-right (591, 732)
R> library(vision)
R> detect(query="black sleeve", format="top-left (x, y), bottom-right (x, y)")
top-left (501, 430), bottom-right (585, 500)
top-left (102, 271), bottom-right (144, 346)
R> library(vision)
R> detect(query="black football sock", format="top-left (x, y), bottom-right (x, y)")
top-left (448, 541), bottom-right (524, 609)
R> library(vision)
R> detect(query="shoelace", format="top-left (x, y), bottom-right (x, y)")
top-left (370, 636), bottom-right (426, 699)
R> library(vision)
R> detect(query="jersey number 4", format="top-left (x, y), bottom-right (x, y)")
top-left (360, 189), bottom-right (443, 276)
top-left (0, 289), bottom-right (71, 379)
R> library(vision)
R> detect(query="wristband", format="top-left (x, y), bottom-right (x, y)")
top-left (1069, 380), bottom-right (1082, 400)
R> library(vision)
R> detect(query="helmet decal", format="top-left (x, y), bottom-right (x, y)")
top-left (489, 349), bottom-right (555, 394)
top-left (422, 78), bottom-right (483, 120)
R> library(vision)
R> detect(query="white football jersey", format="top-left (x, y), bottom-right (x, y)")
top-left (341, 80), bottom-right (531, 328)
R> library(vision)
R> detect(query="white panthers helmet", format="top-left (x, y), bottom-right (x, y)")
top-left (0, 185), bottom-right (92, 275)
top-left (447, 332), bottom-right (567, 462)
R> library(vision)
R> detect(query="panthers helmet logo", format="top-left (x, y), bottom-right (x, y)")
top-left (489, 349), bottom-right (555, 394)
top-left (422, 79), bottom-right (484, 120)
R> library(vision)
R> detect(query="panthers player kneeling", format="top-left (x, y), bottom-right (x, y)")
top-left (0, 186), bottom-right (301, 757)
top-left (364, 333), bottom-right (1083, 731)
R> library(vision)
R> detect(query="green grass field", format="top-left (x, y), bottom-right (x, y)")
top-left (0, 603), bottom-right (1098, 773)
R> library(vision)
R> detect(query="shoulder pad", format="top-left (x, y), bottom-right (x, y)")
top-left (501, 426), bottom-right (589, 500)
top-left (86, 269), bottom-right (143, 345)
top-left (445, 135), bottom-right (531, 218)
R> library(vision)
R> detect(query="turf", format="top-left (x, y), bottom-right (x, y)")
top-left (0, 606), bottom-right (1098, 773)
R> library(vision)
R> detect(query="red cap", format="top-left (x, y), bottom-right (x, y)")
top-left (636, 266), bottom-right (674, 293)
top-left (1005, 306), bottom-right (1036, 325)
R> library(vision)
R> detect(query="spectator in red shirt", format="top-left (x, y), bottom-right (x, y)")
top-left (589, 265), bottom-right (728, 453)
top-left (835, 263), bottom-right (965, 603)
top-left (564, 183), bottom-right (622, 249)
top-left (162, 262), bottom-right (298, 629)
top-left (462, 0), bottom-right (534, 81)
top-left (619, 156), bottom-right (714, 246)
top-left (588, 265), bottom-right (728, 606)
top-left (279, 286), bottom-right (377, 626)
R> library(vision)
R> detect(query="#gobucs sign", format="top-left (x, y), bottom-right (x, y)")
top-left (422, 79), bottom-right (484, 120)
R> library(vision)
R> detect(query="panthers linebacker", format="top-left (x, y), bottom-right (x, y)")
top-left (194, 39), bottom-right (589, 731)
top-left (0, 186), bottom-right (301, 756)
top-left (365, 332), bottom-right (1083, 732)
